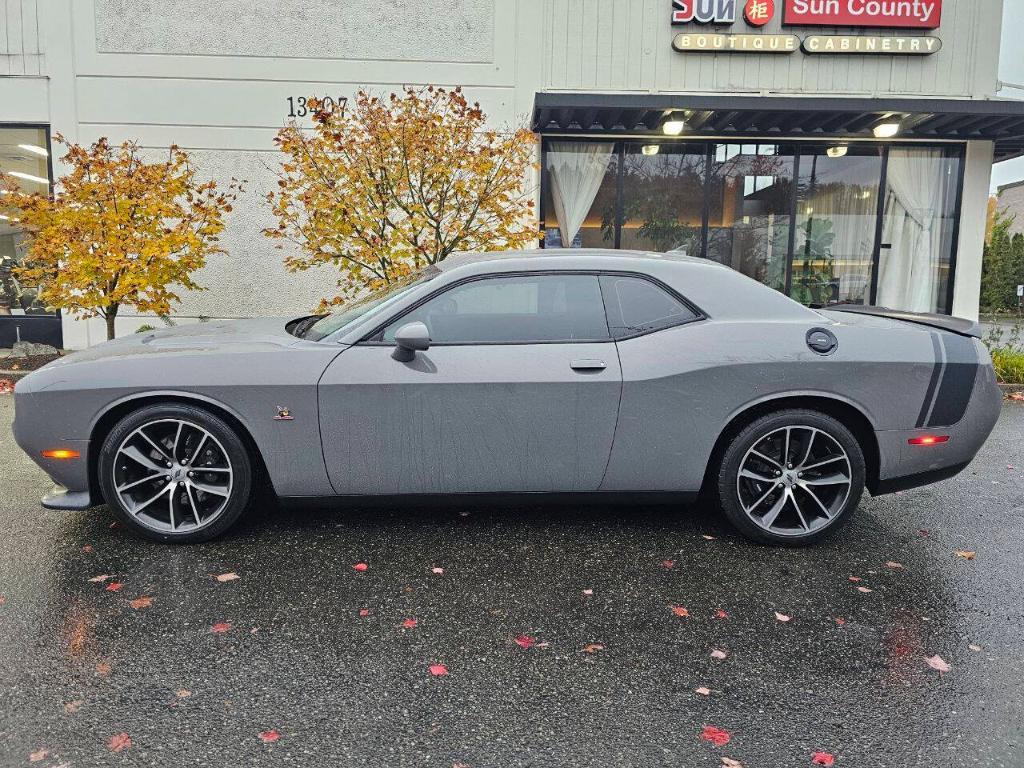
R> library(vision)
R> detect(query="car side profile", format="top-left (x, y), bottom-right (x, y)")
top-left (12, 249), bottom-right (1002, 545)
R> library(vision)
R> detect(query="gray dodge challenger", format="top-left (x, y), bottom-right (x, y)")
top-left (12, 250), bottom-right (1002, 545)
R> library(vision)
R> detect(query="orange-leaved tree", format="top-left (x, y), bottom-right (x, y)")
top-left (265, 86), bottom-right (539, 309)
top-left (0, 135), bottom-right (240, 340)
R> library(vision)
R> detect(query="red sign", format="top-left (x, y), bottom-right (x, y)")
top-left (783, 0), bottom-right (941, 28)
top-left (744, 0), bottom-right (775, 25)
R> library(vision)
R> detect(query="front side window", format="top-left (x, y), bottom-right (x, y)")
top-left (600, 275), bottom-right (699, 338)
top-left (381, 274), bottom-right (609, 344)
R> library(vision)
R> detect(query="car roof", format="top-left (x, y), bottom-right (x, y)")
top-left (439, 248), bottom-right (721, 272)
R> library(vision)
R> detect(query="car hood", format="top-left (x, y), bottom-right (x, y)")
top-left (42, 317), bottom-right (304, 369)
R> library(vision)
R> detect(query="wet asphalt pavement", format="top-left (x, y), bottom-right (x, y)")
top-left (0, 397), bottom-right (1022, 768)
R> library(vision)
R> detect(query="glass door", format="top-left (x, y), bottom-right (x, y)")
top-left (791, 145), bottom-right (884, 307)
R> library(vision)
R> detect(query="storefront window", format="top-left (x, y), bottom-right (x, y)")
top-left (706, 144), bottom-right (794, 291)
top-left (539, 138), bottom-right (965, 316)
top-left (793, 146), bottom-right (883, 307)
top-left (620, 143), bottom-right (705, 256)
top-left (876, 147), bottom-right (961, 315)
top-left (542, 141), bottom-right (618, 248)
top-left (0, 127), bottom-right (52, 319)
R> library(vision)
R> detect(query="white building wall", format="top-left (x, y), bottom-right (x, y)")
top-left (0, 0), bottom-right (1008, 346)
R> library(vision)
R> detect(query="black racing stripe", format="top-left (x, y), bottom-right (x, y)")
top-left (927, 335), bottom-right (979, 428)
top-left (916, 333), bottom-right (944, 429)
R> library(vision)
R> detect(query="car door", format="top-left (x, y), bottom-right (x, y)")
top-left (318, 272), bottom-right (622, 495)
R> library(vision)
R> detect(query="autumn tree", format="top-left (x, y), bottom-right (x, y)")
top-left (0, 135), bottom-right (239, 340)
top-left (265, 86), bottom-right (538, 308)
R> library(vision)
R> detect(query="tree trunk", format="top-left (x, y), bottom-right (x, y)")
top-left (105, 306), bottom-right (118, 340)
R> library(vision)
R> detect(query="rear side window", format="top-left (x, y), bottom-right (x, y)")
top-left (600, 275), bottom-right (698, 339)
top-left (381, 274), bottom-right (610, 344)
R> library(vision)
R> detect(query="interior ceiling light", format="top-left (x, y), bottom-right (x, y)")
top-left (662, 112), bottom-right (687, 136)
top-left (8, 171), bottom-right (49, 185)
top-left (826, 145), bottom-right (848, 158)
top-left (17, 143), bottom-right (48, 157)
top-left (873, 121), bottom-right (901, 139)
top-left (641, 145), bottom-right (660, 156)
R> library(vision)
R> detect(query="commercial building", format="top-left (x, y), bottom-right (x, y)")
top-left (1, 0), bottom-right (1022, 348)
top-left (998, 179), bottom-right (1024, 236)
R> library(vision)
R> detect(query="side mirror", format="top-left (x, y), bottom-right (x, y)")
top-left (391, 321), bottom-right (431, 362)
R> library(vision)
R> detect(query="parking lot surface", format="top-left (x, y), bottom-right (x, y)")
top-left (0, 397), bottom-right (1022, 767)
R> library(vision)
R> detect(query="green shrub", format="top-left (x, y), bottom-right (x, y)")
top-left (991, 347), bottom-right (1024, 385)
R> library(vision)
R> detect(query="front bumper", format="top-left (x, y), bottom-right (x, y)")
top-left (12, 386), bottom-right (95, 507)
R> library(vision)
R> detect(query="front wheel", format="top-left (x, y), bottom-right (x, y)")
top-left (716, 409), bottom-right (866, 546)
top-left (98, 404), bottom-right (254, 543)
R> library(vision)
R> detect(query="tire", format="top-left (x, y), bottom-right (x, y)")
top-left (98, 403), bottom-right (254, 543)
top-left (715, 409), bottom-right (865, 546)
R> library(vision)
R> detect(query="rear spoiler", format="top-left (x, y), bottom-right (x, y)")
top-left (823, 305), bottom-right (982, 338)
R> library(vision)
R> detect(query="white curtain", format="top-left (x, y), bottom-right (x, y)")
top-left (546, 142), bottom-right (614, 247)
top-left (876, 148), bottom-right (948, 313)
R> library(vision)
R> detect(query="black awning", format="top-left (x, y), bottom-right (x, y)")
top-left (532, 93), bottom-right (1024, 161)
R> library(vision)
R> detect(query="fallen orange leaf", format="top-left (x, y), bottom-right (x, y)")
top-left (129, 596), bottom-right (153, 610)
top-left (211, 622), bottom-right (232, 634)
top-left (107, 733), bottom-right (131, 752)
top-left (671, 605), bottom-right (689, 617)
top-left (954, 551), bottom-right (976, 560)
top-left (215, 572), bottom-right (240, 582)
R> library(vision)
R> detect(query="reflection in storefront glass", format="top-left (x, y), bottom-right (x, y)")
top-left (793, 146), bottom-right (883, 307)
top-left (706, 144), bottom-right (794, 291)
top-left (0, 127), bottom-right (53, 317)
top-left (620, 143), bottom-right (705, 256)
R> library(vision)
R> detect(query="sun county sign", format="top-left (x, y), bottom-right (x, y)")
top-left (671, 0), bottom-right (942, 55)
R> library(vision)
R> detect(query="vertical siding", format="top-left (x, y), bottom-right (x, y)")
top-left (1, 0), bottom-right (43, 76)
top-left (542, 0), bottom-right (1001, 98)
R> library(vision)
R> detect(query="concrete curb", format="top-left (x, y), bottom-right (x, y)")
top-left (1000, 383), bottom-right (1024, 398)
top-left (0, 369), bottom-right (29, 382)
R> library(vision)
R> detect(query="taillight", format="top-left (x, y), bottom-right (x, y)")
top-left (908, 436), bottom-right (950, 446)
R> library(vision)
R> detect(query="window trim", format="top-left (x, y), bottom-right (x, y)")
top-left (598, 273), bottom-right (703, 341)
top-left (358, 269), bottom-right (706, 347)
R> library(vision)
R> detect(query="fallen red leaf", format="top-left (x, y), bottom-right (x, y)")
top-left (0, 379), bottom-right (13, 394)
top-left (671, 605), bottom-right (689, 617)
top-left (582, 643), bottom-right (604, 653)
top-left (926, 654), bottom-right (951, 674)
top-left (429, 664), bottom-right (449, 676)
top-left (847, 576), bottom-right (862, 582)
top-left (856, 586), bottom-right (873, 593)
top-left (258, 729), bottom-right (281, 743)
top-left (358, 609), bottom-right (370, 617)
top-left (353, 562), bottom-right (368, 572)
top-left (107, 733), bottom-right (132, 752)
top-left (105, 582), bottom-right (124, 592)
top-left (129, 596), bottom-right (153, 610)
top-left (695, 686), bottom-right (711, 696)
top-left (514, 635), bottom-right (536, 649)
top-left (835, 617), bottom-right (846, 626)
top-left (95, 662), bottom-right (111, 677)
top-left (711, 649), bottom-right (728, 660)
top-left (700, 725), bottom-right (731, 746)
top-left (431, 567), bottom-right (444, 574)
top-left (661, 560), bottom-right (676, 569)
top-left (811, 751), bottom-right (835, 766)
top-left (885, 561), bottom-right (904, 569)
top-left (402, 618), bottom-right (418, 629)
top-left (81, 545), bottom-right (94, 552)
top-left (714, 609), bottom-right (729, 619)
top-left (211, 622), bottom-right (232, 634)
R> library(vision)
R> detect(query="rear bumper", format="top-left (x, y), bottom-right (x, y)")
top-left (870, 356), bottom-right (1002, 496)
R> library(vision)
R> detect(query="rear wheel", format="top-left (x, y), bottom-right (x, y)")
top-left (716, 409), bottom-right (865, 546)
top-left (98, 404), bottom-right (254, 543)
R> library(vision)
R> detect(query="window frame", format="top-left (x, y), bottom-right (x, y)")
top-left (598, 273), bottom-right (702, 341)
top-left (358, 269), bottom-right (706, 347)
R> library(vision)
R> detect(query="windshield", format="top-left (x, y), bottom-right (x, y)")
top-left (300, 266), bottom-right (440, 342)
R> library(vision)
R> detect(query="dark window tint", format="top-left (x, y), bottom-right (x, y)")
top-left (600, 275), bottom-right (698, 338)
top-left (382, 274), bottom-right (609, 344)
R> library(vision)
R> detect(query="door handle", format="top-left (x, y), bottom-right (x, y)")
top-left (570, 359), bottom-right (607, 371)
